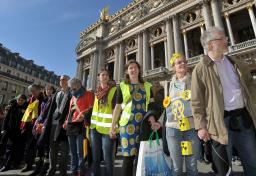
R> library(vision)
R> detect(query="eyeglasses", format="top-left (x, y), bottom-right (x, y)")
top-left (209, 37), bottom-right (228, 42)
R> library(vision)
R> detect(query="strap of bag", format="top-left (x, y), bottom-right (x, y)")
top-left (149, 131), bottom-right (160, 148)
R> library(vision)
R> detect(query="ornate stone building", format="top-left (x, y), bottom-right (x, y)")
top-left (0, 43), bottom-right (60, 105)
top-left (76, 0), bottom-right (256, 93)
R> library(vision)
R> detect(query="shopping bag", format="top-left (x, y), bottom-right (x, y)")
top-left (136, 131), bottom-right (172, 176)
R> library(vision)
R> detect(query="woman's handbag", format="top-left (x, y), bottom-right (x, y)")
top-left (136, 131), bottom-right (172, 176)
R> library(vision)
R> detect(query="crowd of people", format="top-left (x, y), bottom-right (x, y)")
top-left (0, 26), bottom-right (256, 176)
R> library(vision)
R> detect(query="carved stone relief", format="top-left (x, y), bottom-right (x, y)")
top-left (125, 38), bottom-right (137, 52)
top-left (149, 24), bottom-right (166, 41)
top-left (105, 48), bottom-right (115, 61)
top-left (180, 8), bottom-right (203, 28)
top-left (76, 37), bottom-right (95, 52)
top-left (222, 0), bottom-right (249, 11)
top-left (83, 56), bottom-right (91, 68)
top-left (110, 19), bottom-right (123, 34)
top-left (147, 0), bottom-right (167, 11)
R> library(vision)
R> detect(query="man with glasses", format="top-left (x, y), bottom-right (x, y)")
top-left (191, 27), bottom-right (256, 176)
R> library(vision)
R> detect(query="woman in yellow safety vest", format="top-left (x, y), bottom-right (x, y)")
top-left (110, 60), bottom-right (159, 176)
top-left (90, 69), bottom-right (117, 176)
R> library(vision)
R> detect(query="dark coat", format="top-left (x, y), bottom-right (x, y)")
top-left (39, 91), bottom-right (72, 145)
top-left (139, 102), bottom-right (163, 141)
top-left (140, 110), bottom-right (162, 141)
top-left (2, 101), bottom-right (27, 140)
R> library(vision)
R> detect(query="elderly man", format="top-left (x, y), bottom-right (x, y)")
top-left (191, 27), bottom-right (256, 176)
top-left (64, 78), bottom-right (93, 176)
top-left (42, 75), bottom-right (72, 176)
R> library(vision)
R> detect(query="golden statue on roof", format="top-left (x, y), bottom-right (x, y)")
top-left (100, 6), bottom-right (109, 22)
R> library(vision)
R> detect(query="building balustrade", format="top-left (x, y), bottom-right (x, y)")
top-left (187, 54), bottom-right (203, 66)
top-left (229, 38), bottom-right (256, 52)
top-left (144, 66), bottom-right (169, 76)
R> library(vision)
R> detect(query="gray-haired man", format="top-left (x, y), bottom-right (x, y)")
top-left (191, 27), bottom-right (256, 176)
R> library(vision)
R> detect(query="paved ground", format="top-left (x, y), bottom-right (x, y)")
top-left (0, 159), bottom-right (243, 175)
top-left (0, 147), bottom-right (243, 176)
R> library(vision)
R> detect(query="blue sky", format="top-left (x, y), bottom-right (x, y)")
top-left (0, 0), bottom-right (131, 77)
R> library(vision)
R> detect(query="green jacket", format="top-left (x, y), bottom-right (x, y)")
top-left (191, 55), bottom-right (256, 144)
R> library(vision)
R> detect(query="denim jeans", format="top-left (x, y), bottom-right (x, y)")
top-left (68, 135), bottom-right (84, 173)
top-left (90, 129), bottom-right (115, 176)
top-left (224, 114), bottom-right (256, 176)
top-left (166, 128), bottom-right (200, 176)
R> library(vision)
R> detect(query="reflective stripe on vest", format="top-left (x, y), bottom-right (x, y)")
top-left (119, 81), bottom-right (151, 126)
top-left (90, 87), bottom-right (116, 134)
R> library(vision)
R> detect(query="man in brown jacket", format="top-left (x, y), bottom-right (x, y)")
top-left (191, 26), bottom-right (256, 176)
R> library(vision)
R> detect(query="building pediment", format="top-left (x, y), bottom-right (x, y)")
top-left (76, 37), bottom-right (96, 52)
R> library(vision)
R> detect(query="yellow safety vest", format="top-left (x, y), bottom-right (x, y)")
top-left (119, 81), bottom-right (151, 127)
top-left (90, 87), bottom-right (117, 135)
top-left (21, 99), bottom-right (39, 122)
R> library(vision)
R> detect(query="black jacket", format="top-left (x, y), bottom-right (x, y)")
top-left (39, 91), bottom-right (71, 144)
top-left (140, 110), bottom-right (162, 141)
top-left (2, 101), bottom-right (27, 139)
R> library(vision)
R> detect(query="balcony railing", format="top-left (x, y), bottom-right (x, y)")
top-left (229, 39), bottom-right (256, 52)
top-left (145, 67), bottom-right (169, 76)
top-left (187, 54), bottom-right (203, 66)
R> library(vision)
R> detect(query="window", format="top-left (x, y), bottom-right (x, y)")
top-left (11, 84), bottom-right (16, 93)
top-left (2, 81), bottom-right (8, 91)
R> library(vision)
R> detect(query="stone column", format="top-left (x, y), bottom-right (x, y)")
top-left (164, 40), bottom-right (168, 68)
top-left (97, 39), bottom-right (105, 72)
top-left (76, 59), bottom-right (82, 79)
top-left (201, 0), bottom-right (212, 29)
top-left (114, 44), bottom-right (120, 82)
top-left (82, 68), bottom-right (87, 88)
top-left (200, 23), bottom-right (207, 54)
top-left (182, 29), bottom-right (189, 58)
top-left (143, 30), bottom-right (150, 74)
top-left (247, 4), bottom-right (256, 37)
top-left (224, 12), bottom-right (235, 45)
top-left (150, 44), bottom-right (154, 69)
top-left (137, 32), bottom-right (143, 65)
top-left (166, 18), bottom-right (174, 68)
top-left (211, 0), bottom-right (224, 30)
top-left (173, 14), bottom-right (183, 53)
top-left (118, 41), bottom-right (125, 81)
top-left (89, 53), bottom-right (98, 91)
